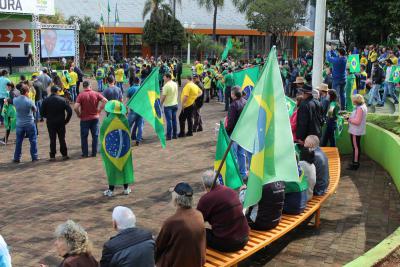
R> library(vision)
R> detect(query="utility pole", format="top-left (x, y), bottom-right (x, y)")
top-left (312, 0), bottom-right (327, 89)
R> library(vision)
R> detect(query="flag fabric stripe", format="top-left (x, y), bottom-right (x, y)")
top-left (221, 37), bottom-right (233, 61)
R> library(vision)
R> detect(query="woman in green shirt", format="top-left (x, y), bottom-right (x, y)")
top-left (322, 89), bottom-right (340, 147)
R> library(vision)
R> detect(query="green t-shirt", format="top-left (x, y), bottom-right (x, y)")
top-left (224, 73), bottom-right (234, 87)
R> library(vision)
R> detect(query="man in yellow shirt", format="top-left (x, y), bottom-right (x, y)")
top-left (115, 64), bottom-right (125, 93)
top-left (178, 76), bottom-right (202, 137)
top-left (203, 71), bottom-right (212, 103)
top-left (68, 67), bottom-right (78, 102)
top-left (161, 73), bottom-right (178, 140)
top-left (195, 61), bottom-right (204, 78)
top-left (388, 50), bottom-right (398, 65)
top-left (61, 71), bottom-right (70, 97)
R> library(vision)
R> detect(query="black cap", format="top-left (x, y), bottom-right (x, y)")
top-left (50, 86), bottom-right (60, 93)
top-left (298, 84), bottom-right (313, 93)
top-left (174, 182), bottom-right (193, 197)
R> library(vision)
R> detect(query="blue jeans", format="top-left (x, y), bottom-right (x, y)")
top-left (128, 111), bottom-right (143, 142)
top-left (322, 119), bottom-right (337, 147)
top-left (381, 82), bottom-right (398, 104)
top-left (35, 100), bottom-right (42, 121)
top-left (80, 119), bottom-right (99, 156)
top-left (368, 84), bottom-right (382, 105)
top-left (218, 89), bottom-right (224, 102)
top-left (283, 190), bottom-right (308, 215)
top-left (97, 80), bottom-right (103, 92)
top-left (69, 85), bottom-right (77, 102)
top-left (333, 80), bottom-right (346, 110)
top-left (164, 105), bottom-right (178, 139)
top-left (117, 82), bottom-right (124, 94)
top-left (14, 123), bottom-right (38, 161)
top-left (232, 142), bottom-right (251, 178)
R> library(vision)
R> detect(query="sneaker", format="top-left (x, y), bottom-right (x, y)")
top-left (123, 187), bottom-right (131, 195)
top-left (186, 132), bottom-right (193, 137)
top-left (178, 133), bottom-right (185, 138)
top-left (103, 189), bottom-right (113, 197)
top-left (346, 162), bottom-right (360, 171)
top-left (12, 159), bottom-right (20, 163)
top-left (135, 141), bottom-right (140, 146)
top-left (172, 136), bottom-right (178, 139)
top-left (376, 103), bottom-right (384, 107)
top-left (81, 154), bottom-right (89, 158)
top-left (32, 158), bottom-right (40, 162)
top-left (0, 139), bottom-right (6, 145)
top-left (48, 158), bottom-right (56, 162)
top-left (62, 156), bottom-right (70, 161)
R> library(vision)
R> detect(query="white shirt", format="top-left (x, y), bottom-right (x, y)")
top-left (299, 161), bottom-right (316, 201)
top-left (385, 66), bottom-right (392, 82)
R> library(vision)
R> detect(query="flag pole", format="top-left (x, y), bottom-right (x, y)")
top-left (102, 25), bottom-right (110, 61)
top-left (211, 139), bottom-right (234, 189)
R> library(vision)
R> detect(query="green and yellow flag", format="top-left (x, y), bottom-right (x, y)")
top-left (285, 96), bottom-right (296, 117)
top-left (348, 54), bottom-right (360, 73)
top-left (127, 67), bottom-right (166, 148)
top-left (233, 66), bottom-right (260, 99)
top-left (231, 47), bottom-right (299, 208)
top-left (221, 37), bottom-right (233, 61)
top-left (214, 122), bottom-right (243, 190)
top-left (390, 65), bottom-right (400, 83)
top-left (1, 103), bottom-right (16, 131)
top-left (100, 101), bottom-right (134, 186)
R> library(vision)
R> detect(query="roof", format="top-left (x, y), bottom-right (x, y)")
top-left (55, 0), bottom-right (313, 35)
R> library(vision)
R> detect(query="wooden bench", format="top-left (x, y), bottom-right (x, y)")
top-left (205, 147), bottom-right (341, 267)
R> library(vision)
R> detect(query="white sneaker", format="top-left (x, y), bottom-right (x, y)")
top-left (103, 189), bottom-right (113, 197)
top-left (123, 188), bottom-right (131, 195)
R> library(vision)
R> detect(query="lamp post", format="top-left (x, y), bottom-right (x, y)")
top-left (312, 0), bottom-right (327, 89)
top-left (184, 22), bottom-right (196, 65)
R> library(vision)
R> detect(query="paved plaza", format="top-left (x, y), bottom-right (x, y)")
top-left (0, 85), bottom-right (399, 266)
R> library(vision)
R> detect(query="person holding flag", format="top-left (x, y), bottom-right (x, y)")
top-left (380, 59), bottom-right (399, 106)
top-left (101, 100), bottom-right (134, 197)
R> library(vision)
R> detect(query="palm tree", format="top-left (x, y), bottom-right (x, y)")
top-left (169, 0), bottom-right (182, 18)
top-left (197, 0), bottom-right (225, 41)
top-left (142, 0), bottom-right (172, 21)
top-left (191, 34), bottom-right (215, 60)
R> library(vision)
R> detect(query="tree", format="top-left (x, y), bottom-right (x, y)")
top-left (197, 0), bottom-right (225, 41)
top-left (142, 0), bottom-right (171, 22)
top-left (190, 34), bottom-right (214, 60)
top-left (246, 0), bottom-right (306, 48)
top-left (230, 39), bottom-right (245, 60)
top-left (143, 8), bottom-right (185, 57)
top-left (67, 16), bottom-right (99, 65)
top-left (169, 0), bottom-right (182, 18)
top-left (40, 10), bottom-right (66, 24)
top-left (326, 0), bottom-right (353, 47)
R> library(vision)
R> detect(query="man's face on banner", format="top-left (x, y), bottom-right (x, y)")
top-left (44, 30), bottom-right (57, 55)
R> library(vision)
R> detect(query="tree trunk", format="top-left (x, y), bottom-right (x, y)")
top-left (212, 5), bottom-right (217, 41)
top-left (271, 33), bottom-right (278, 48)
top-left (173, 0), bottom-right (176, 18)
top-left (155, 43), bottom-right (159, 58)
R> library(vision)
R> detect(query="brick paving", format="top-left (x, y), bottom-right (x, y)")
top-left (0, 81), bottom-right (399, 266)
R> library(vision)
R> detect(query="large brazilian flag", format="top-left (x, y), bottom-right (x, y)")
top-left (100, 101), bottom-right (134, 186)
top-left (233, 66), bottom-right (260, 100)
top-left (214, 122), bottom-right (243, 190)
top-left (348, 54), bottom-right (360, 73)
top-left (390, 66), bottom-right (400, 83)
top-left (231, 47), bottom-right (299, 208)
top-left (127, 67), bottom-right (166, 148)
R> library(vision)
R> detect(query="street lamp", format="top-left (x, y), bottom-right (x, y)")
top-left (184, 21), bottom-right (196, 65)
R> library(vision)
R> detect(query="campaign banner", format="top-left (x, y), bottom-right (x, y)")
top-left (0, 0), bottom-right (55, 15)
top-left (41, 29), bottom-right (75, 58)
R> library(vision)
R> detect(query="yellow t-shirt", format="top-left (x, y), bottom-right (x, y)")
top-left (115, 69), bottom-right (124, 82)
top-left (61, 76), bottom-right (70, 90)
top-left (390, 56), bottom-right (398, 65)
top-left (181, 81), bottom-right (201, 108)
top-left (203, 76), bottom-right (211, 89)
top-left (368, 51), bottom-right (377, 62)
top-left (162, 80), bottom-right (178, 107)
top-left (28, 88), bottom-right (35, 102)
top-left (360, 57), bottom-right (368, 66)
top-left (69, 71), bottom-right (78, 86)
top-left (195, 63), bottom-right (204, 76)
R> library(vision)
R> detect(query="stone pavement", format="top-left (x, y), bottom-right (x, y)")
top-left (0, 84), bottom-right (399, 266)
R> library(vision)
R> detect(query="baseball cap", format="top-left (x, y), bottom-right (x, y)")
top-left (173, 182), bottom-right (193, 197)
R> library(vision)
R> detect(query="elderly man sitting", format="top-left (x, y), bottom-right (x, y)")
top-left (197, 170), bottom-right (249, 252)
top-left (100, 206), bottom-right (155, 267)
top-left (156, 182), bottom-right (206, 267)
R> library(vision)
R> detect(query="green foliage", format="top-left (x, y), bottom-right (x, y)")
top-left (327, 0), bottom-right (400, 46)
top-left (367, 114), bottom-right (400, 136)
top-left (298, 36), bottom-right (314, 53)
top-left (40, 10), bottom-right (66, 24)
top-left (230, 38), bottom-right (245, 60)
top-left (246, 0), bottom-right (306, 47)
top-left (143, 7), bottom-right (185, 54)
top-left (197, 0), bottom-right (225, 40)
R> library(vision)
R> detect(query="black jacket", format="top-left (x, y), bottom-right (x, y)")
top-left (296, 95), bottom-right (323, 141)
top-left (226, 97), bottom-right (247, 135)
top-left (74, 66), bottom-right (84, 82)
top-left (194, 81), bottom-right (205, 108)
top-left (40, 94), bottom-right (72, 125)
top-left (372, 65), bottom-right (384, 85)
top-left (100, 227), bottom-right (155, 267)
top-left (247, 182), bottom-right (285, 231)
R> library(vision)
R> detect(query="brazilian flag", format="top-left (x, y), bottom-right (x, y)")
top-left (127, 67), bottom-right (166, 148)
top-left (390, 66), bottom-right (400, 83)
top-left (348, 54), bottom-right (360, 73)
top-left (221, 37), bottom-right (233, 61)
top-left (1, 103), bottom-right (16, 131)
top-left (214, 122), bottom-right (243, 190)
top-left (285, 96), bottom-right (296, 117)
top-left (231, 47), bottom-right (299, 208)
top-left (100, 101), bottom-right (134, 186)
top-left (233, 66), bottom-right (260, 100)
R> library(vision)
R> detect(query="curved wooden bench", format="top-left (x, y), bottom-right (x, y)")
top-left (205, 147), bottom-right (341, 267)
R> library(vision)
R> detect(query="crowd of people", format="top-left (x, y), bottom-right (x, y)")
top-left (0, 45), bottom-right (385, 266)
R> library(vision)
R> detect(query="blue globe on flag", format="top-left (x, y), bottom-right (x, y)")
top-left (243, 85), bottom-right (254, 100)
top-left (154, 98), bottom-right (163, 118)
top-left (105, 129), bottom-right (130, 158)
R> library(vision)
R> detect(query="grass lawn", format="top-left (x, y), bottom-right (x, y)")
top-left (367, 113), bottom-right (400, 136)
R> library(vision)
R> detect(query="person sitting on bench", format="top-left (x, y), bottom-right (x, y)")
top-left (197, 170), bottom-right (249, 252)
top-left (283, 160), bottom-right (309, 215)
top-left (304, 135), bottom-right (330, 196)
top-left (299, 147), bottom-right (317, 200)
top-left (239, 181), bottom-right (286, 231)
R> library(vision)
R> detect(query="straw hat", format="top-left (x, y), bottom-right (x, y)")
top-left (105, 100), bottom-right (127, 115)
top-left (316, 83), bottom-right (329, 92)
top-left (293, 76), bottom-right (305, 84)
